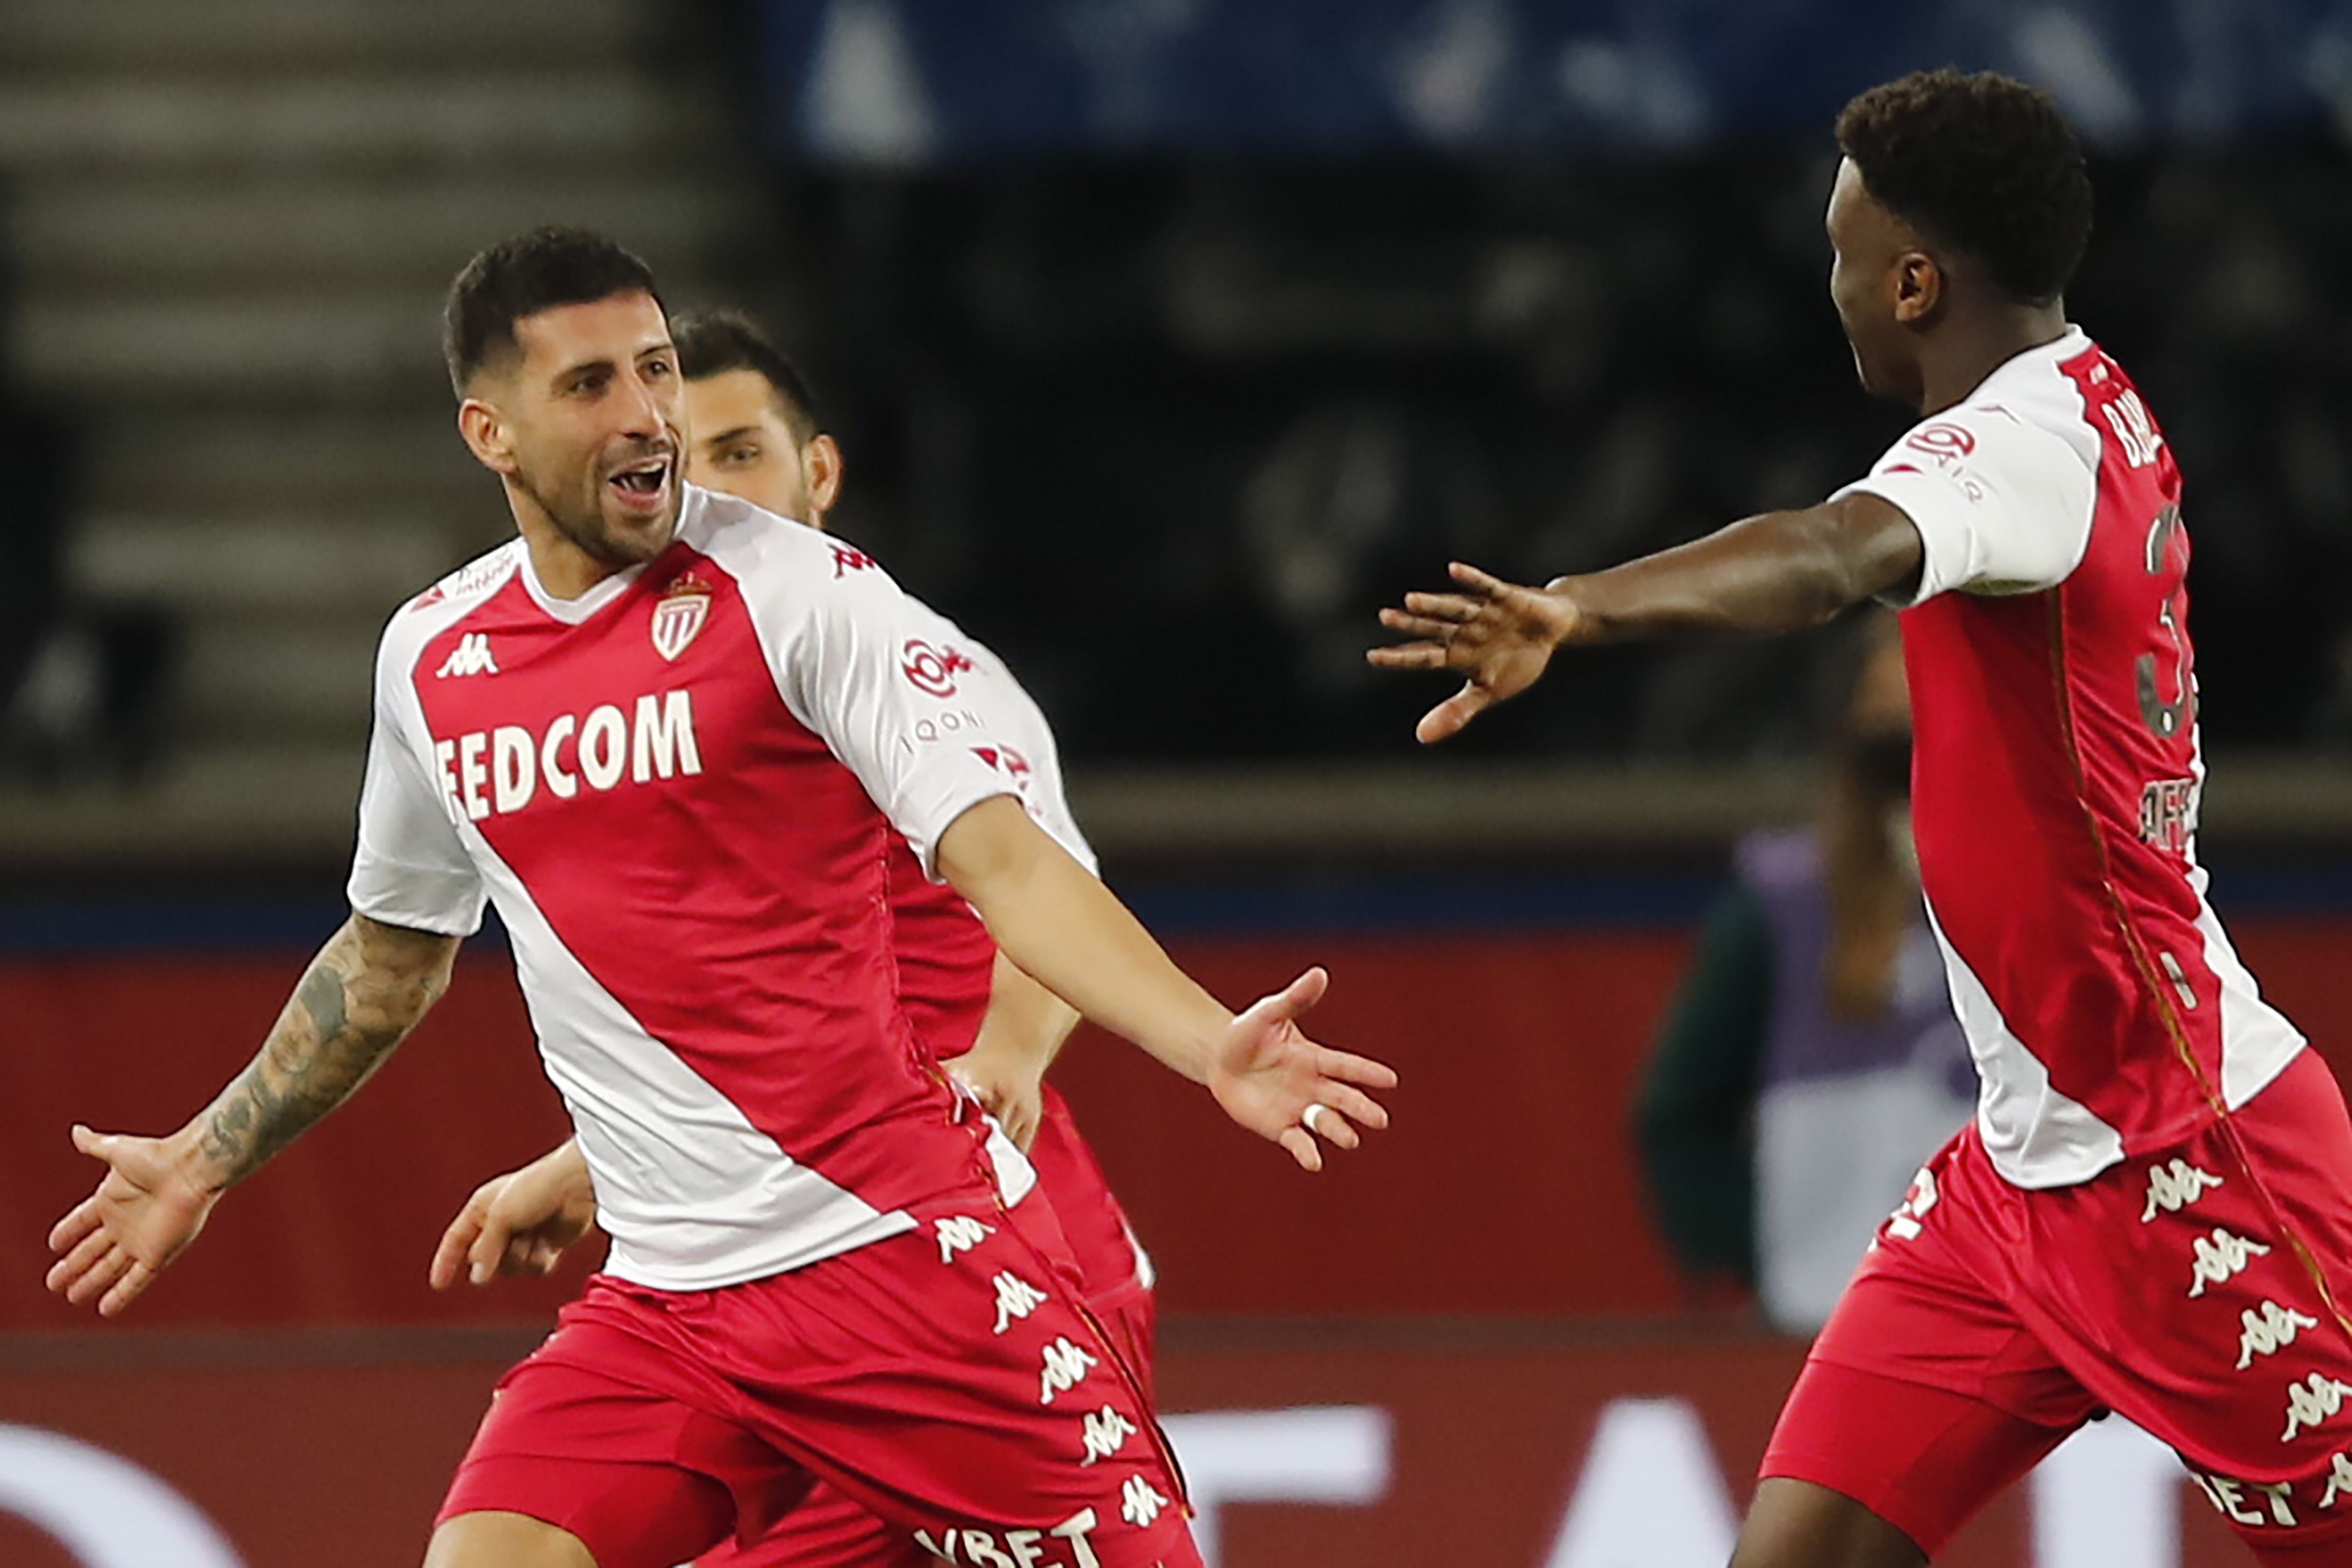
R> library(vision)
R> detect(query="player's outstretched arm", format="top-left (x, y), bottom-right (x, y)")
top-left (1369, 491), bottom-right (1923, 742)
top-left (429, 1138), bottom-right (598, 1289)
top-left (936, 797), bottom-right (1397, 1171)
top-left (946, 953), bottom-right (1079, 1150)
top-left (46, 912), bottom-right (460, 1317)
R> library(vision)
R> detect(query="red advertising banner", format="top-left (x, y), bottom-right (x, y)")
top-left (10, 915), bottom-right (2348, 1330)
top-left (0, 1327), bottom-right (2265, 1567)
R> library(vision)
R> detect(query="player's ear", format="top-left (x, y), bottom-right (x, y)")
top-left (457, 396), bottom-right (519, 476)
top-left (1892, 250), bottom-right (1942, 325)
top-left (803, 434), bottom-right (845, 516)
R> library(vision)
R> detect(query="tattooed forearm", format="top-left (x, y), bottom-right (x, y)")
top-left (189, 915), bottom-right (460, 1188)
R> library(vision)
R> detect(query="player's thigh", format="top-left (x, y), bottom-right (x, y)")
top-left (439, 1313), bottom-right (794, 1568)
top-left (700, 1483), bottom-right (914, 1568)
top-left (1759, 1138), bottom-right (2095, 1559)
top-left (439, 1456), bottom-right (741, 1568)
top-left (425, 1511), bottom-right (598, 1568)
top-left (1730, 1479), bottom-right (1924, 1568)
top-left (1757, 1357), bottom-right (2078, 1562)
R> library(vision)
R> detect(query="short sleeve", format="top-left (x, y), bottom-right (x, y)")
top-left (345, 653), bottom-right (487, 938)
top-left (1836, 406), bottom-right (2096, 608)
top-left (991, 678), bottom-right (1098, 877)
top-left (766, 560), bottom-right (1032, 876)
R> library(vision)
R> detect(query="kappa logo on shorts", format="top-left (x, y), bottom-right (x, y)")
top-left (991, 1270), bottom-right (1049, 1334)
top-left (2240, 1300), bottom-right (2323, 1370)
top-left (1080, 1404), bottom-right (1138, 1466)
top-left (913, 1507), bottom-right (1102, 1567)
top-left (1119, 1474), bottom-right (1170, 1529)
top-left (2188, 1227), bottom-right (2272, 1298)
top-left (1038, 1336), bottom-right (1098, 1405)
top-left (1883, 1165), bottom-right (1939, 1242)
top-left (2141, 1158), bottom-right (2224, 1223)
top-left (2282, 1373), bottom-right (2352, 1444)
top-left (935, 1215), bottom-right (994, 1263)
top-left (2320, 1450), bottom-right (2352, 1510)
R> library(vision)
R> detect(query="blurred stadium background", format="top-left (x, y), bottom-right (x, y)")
top-left (4, 1), bottom-right (2351, 1564)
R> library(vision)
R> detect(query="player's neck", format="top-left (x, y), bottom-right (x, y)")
top-left (522, 533), bottom-right (627, 600)
top-left (1913, 302), bottom-right (2070, 416)
top-left (508, 489), bottom-right (632, 601)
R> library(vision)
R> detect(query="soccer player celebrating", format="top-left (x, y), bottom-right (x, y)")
top-left (428, 308), bottom-right (1159, 1567)
top-left (46, 228), bottom-right (1396, 1568)
top-left (1375, 70), bottom-right (2352, 1566)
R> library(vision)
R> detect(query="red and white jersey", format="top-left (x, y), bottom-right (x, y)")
top-left (871, 681), bottom-right (1157, 1305)
top-left (1838, 327), bottom-right (2305, 1190)
top-left (346, 486), bottom-right (1094, 1290)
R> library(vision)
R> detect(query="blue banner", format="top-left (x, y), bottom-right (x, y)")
top-left (760, 0), bottom-right (2352, 161)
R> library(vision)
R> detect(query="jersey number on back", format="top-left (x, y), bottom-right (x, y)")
top-left (2136, 505), bottom-right (2194, 741)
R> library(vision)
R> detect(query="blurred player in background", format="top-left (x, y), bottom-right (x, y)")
top-left (1637, 614), bottom-right (1972, 1333)
top-left (47, 228), bottom-right (1397, 1568)
top-left (430, 308), bottom-right (1156, 1567)
top-left (1377, 69), bottom-right (2352, 1567)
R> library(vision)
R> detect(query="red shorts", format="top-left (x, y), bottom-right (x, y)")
top-left (1764, 1047), bottom-right (2352, 1561)
top-left (701, 1091), bottom-right (1159, 1568)
top-left (438, 1185), bottom-right (1196, 1568)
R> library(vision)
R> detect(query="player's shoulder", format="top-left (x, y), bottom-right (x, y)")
top-left (1906, 328), bottom-right (2104, 478)
top-left (675, 485), bottom-right (910, 615)
top-left (376, 539), bottom-right (525, 677)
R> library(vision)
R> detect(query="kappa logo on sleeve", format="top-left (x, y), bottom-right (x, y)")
top-left (831, 543), bottom-right (877, 577)
top-left (903, 639), bottom-right (977, 698)
top-left (972, 745), bottom-right (1033, 786)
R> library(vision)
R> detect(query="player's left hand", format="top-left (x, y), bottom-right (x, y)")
top-left (945, 1043), bottom-right (1047, 1151)
top-left (1206, 968), bottom-right (1397, 1172)
top-left (1367, 561), bottom-right (1583, 742)
top-left (46, 1125), bottom-right (221, 1318)
top-left (429, 1141), bottom-right (599, 1289)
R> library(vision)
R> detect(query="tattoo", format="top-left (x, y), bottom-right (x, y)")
top-left (194, 916), bottom-right (456, 1185)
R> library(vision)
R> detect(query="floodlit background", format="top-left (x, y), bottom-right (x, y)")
top-left (2, 2), bottom-right (2349, 1564)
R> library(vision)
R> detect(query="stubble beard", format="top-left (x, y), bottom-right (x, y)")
top-left (517, 460), bottom-right (678, 569)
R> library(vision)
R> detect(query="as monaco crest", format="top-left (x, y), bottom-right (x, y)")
top-left (651, 574), bottom-right (713, 662)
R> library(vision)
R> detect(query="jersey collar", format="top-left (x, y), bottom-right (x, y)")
top-left (514, 488), bottom-right (707, 625)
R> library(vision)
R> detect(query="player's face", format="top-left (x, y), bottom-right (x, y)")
top-left (684, 369), bottom-right (822, 526)
top-left (500, 291), bottom-right (686, 568)
top-left (1825, 158), bottom-right (1922, 406)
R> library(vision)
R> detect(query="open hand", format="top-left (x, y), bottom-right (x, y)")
top-left (46, 1125), bottom-right (220, 1318)
top-left (1368, 561), bottom-right (1582, 742)
top-left (429, 1142), bottom-right (598, 1289)
top-left (1207, 969), bottom-right (1398, 1172)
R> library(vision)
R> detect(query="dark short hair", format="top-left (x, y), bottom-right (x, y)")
top-left (671, 309), bottom-right (822, 441)
top-left (1835, 69), bottom-right (2093, 306)
top-left (442, 227), bottom-right (664, 395)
